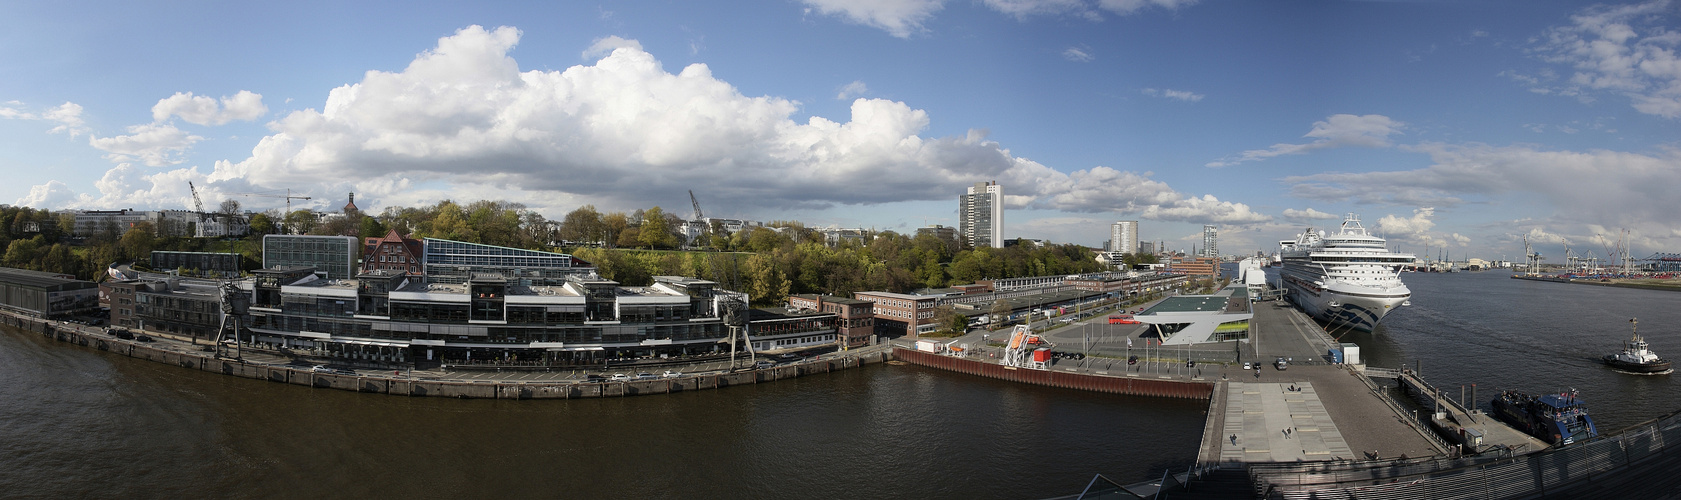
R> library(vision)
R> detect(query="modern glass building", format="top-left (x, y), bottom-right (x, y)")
top-left (240, 270), bottom-right (830, 368)
top-left (262, 235), bottom-right (360, 279)
top-left (422, 238), bottom-right (593, 285)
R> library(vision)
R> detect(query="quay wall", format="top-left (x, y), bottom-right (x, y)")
top-left (2, 312), bottom-right (893, 400)
top-left (893, 347), bottom-right (1213, 400)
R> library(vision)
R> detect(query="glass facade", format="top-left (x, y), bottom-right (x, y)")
top-left (262, 235), bottom-right (359, 279)
top-left (423, 239), bottom-right (590, 284)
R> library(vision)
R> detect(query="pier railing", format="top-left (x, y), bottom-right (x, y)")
top-left (1250, 399), bottom-right (1681, 498)
top-left (1369, 375), bottom-right (1455, 456)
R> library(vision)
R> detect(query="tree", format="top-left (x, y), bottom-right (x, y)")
top-left (219, 199), bottom-right (242, 217)
top-left (602, 212), bottom-right (629, 248)
top-left (359, 216), bottom-right (387, 239)
top-left (248, 213), bottom-right (276, 236)
top-left (3, 238), bottom-right (41, 268)
top-left (283, 210), bottom-right (318, 235)
top-left (615, 227), bottom-right (641, 248)
top-left (119, 221), bottom-right (156, 260)
top-left (935, 305), bottom-right (968, 336)
top-left (745, 252), bottom-right (789, 304)
top-left (559, 205), bottom-right (605, 245)
top-left (638, 206), bottom-right (677, 249)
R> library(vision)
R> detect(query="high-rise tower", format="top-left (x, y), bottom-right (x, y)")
top-left (959, 181), bottom-right (1004, 248)
top-left (1202, 224), bottom-right (1219, 259)
top-left (1110, 221), bottom-right (1138, 254)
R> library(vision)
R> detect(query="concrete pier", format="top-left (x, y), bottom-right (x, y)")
top-left (1, 311), bottom-right (895, 400)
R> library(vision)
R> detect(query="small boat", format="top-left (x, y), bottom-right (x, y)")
top-left (1491, 390), bottom-right (1598, 446)
top-left (1604, 318), bottom-right (1671, 374)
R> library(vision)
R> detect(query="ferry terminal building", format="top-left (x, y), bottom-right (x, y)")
top-left (241, 239), bottom-right (839, 367)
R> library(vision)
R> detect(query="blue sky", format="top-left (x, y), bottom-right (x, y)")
top-left (4, 0), bottom-right (1680, 263)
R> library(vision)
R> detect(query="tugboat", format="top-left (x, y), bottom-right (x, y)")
top-left (1603, 318), bottom-right (1672, 374)
top-left (1491, 390), bottom-right (1598, 446)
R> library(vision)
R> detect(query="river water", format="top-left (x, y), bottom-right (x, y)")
top-left (3, 270), bottom-right (1677, 498)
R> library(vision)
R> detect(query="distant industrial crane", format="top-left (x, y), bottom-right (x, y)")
top-left (689, 190), bottom-right (705, 221)
top-left (188, 181), bottom-right (207, 222)
top-left (236, 189), bottom-right (313, 234)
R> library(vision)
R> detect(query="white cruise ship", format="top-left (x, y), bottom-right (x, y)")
top-left (1279, 214), bottom-right (1414, 332)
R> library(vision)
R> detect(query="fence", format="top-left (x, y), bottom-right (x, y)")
top-left (1249, 405), bottom-right (1681, 499)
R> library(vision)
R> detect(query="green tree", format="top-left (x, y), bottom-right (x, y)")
top-left (559, 205), bottom-right (605, 245)
top-left (119, 221), bottom-right (157, 261)
top-left (745, 252), bottom-right (789, 304)
top-left (283, 210), bottom-right (318, 235)
top-left (359, 216), bottom-right (387, 239)
top-left (3, 237), bottom-right (42, 268)
top-left (425, 201), bottom-right (477, 242)
top-left (936, 305), bottom-right (969, 335)
top-left (248, 213), bottom-right (276, 235)
top-left (638, 206), bottom-right (677, 249)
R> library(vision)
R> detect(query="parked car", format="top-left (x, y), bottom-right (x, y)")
top-left (661, 370), bottom-right (683, 378)
top-left (634, 373), bottom-right (657, 380)
top-left (1242, 362), bottom-right (1253, 370)
top-left (108, 328), bottom-right (134, 340)
top-left (310, 365), bottom-right (333, 373)
top-left (754, 360), bottom-right (775, 370)
top-left (610, 373), bottom-right (631, 381)
top-left (584, 374), bottom-right (607, 382)
top-left (1274, 357), bottom-right (1289, 371)
top-left (774, 353), bottom-right (800, 362)
top-left (135, 334), bottom-right (154, 343)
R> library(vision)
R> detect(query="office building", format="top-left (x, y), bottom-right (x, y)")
top-left (959, 181), bottom-right (1003, 248)
top-left (262, 234), bottom-right (360, 279)
top-left (0, 267), bottom-right (99, 318)
top-left (1202, 225), bottom-right (1219, 259)
top-left (1110, 221), bottom-right (1138, 254)
top-left (72, 209), bottom-right (155, 237)
top-left (422, 238), bottom-right (593, 285)
top-left (150, 251), bottom-right (242, 277)
top-left (240, 271), bottom-right (830, 367)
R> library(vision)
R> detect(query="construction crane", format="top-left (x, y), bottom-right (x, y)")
top-left (689, 190), bottom-right (705, 221)
top-left (188, 181), bottom-right (207, 222)
top-left (236, 189), bottom-right (313, 234)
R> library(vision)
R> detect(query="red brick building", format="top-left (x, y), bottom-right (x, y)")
top-left (1166, 256), bottom-right (1218, 280)
top-left (789, 294), bottom-right (877, 348)
top-left (362, 229), bottom-right (424, 275)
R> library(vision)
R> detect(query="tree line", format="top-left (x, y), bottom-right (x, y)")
top-left (4, 201), bottom-right (1123, 307)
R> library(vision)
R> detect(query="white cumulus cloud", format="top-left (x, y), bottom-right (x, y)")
top-left (1063, 47), bottom-right (1094, 62)
top-left (180, 25), bottom-right (1253, 226)
top-left (151, 91), bottom-right (268, 125)
top-left (1207, 114), bottom-right (1403, 167)
top-left (14, 180), bottom-right (84, 209)
top-left (89, 123), bottom-right (203, 167)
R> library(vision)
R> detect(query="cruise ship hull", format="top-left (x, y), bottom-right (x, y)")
top-left (1282, 277), bottom-right (1409, 332)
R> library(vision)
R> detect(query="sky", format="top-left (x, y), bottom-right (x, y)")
top-left (3, 0), bottom-right (1680, 263)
